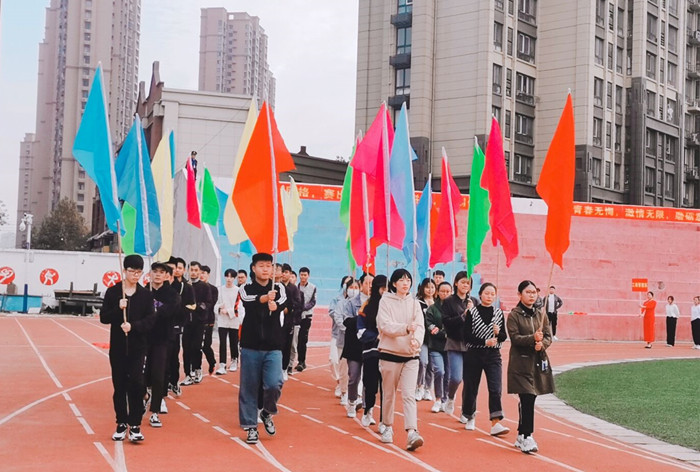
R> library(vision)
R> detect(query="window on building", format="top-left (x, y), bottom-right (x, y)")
top-left (506, 68), bottom-right (512, 97)
top-left (397, 0), bottom-right (413, 14)
top-left (77, 193), bottom-right (84, 202)
top-left (605, 161), bottom-right (612, 188)
top-left (79, 170), bottom-right (86, 178)
top-left (494, 22), bottom-right (503, 51)
top-left (505, 111), bottom-right (512, 138)
top-left (606, 81), bottom-right (613, 109)
top-left (78, 182), bottom-right (85, 190)
top-left (615, 124), bottom-right (622, 151)
top-left (617, 7), bottom-right (624, 36)
top-left (518, 0), bottom-right (536, 24)
top-left (616, 46), bottom-right (623, 73)
top-left (608, 2), bottom-right (614, 30)
top-left (492, 106), bottom-right (501, 122)
top-left (646, 52), bottom-right (656, 79)
top-left (667, 62), bottom-right (676, 88)
top-left (83, 55), bottom-right (90, 65)
top-left (505, 151), bottom-right (511, 173)
top-left (664, 173), bottom-right (675, 197)
top-left (395, 68), bottom-right (410, 95)
top-left (614, 163), bottom-right (621, 189)
top-left (596, 0), bottom-right (605, 26)
top-left (84, 33), bottom-right (91, 41)
top-left (515, 114), bottom-right (534, 144)
top-left (82, 79), bottom-right (89, 87)
top-left (495, 0), bottom-right (504, 11)
top-left (626, 47), bottom-right (632, 74)
top-left (647, 14), bottom-right (657, 42)
top-left (607, 42), bottom-right (613, 70)
top-left (668, 25), bottom-right (677, 52)
top-left (594, 77), bottom-right (603, 107)
top-left (84, 21), bottom-right (91, 30)
top-left (605, 121), bottom-right (612, 149)
top-left (493, 64), bottom-right (502, 94)
top-left (594, 37), bottom-right (604, 65)
top-left (513, 154), bottom-right (533, 183)
top-left (593, 117), bottom-right (603, 146)
top-left (667, 98), bottom-right (677, 123)
top-left (592, 158), bottom-right (602, 185)
top-left (615, 85), bottom-right (623, 113)
top-left (669, 0), bottom-right (678, 15)
top-left (645, 129), bottom-right (657, 155)
top-left (517, 32), bottom-right (535, 62)
top-left (666, 135), bottom-right (677, 161)
top-left (645, 167), bottom-right (656, 193)
top-left (508, 0), bottom-right (514, 14)
top-left (660, 58), bottom-right (665, 83)
top-left (396, 27), bottom-right (411, 54)
top-left (516, 73), bottom-right (535, 105)
top-left (507, 28), bottom-right (513, 56)
top-left (77, 205), bottom-right (84, 213)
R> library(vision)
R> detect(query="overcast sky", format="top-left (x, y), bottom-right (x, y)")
top-left (0, 0), bottom-right (359, 229)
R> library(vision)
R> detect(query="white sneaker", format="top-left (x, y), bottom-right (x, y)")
top-left (490, 422), bottom-right (510, 436)
top-left (378, 422), bottom-right (387, 434)
top-left (346, 402), bottom-right (357, 418)
top-left (229, 359), bottom-right (238, 371)
top-left (160, 398), bottom-right (168, 414)
top-left (445, 398), bottom-right (455, 415)
top-left (553, 335), bottom-right (559, 341)
top-left (440, 401), bottom-right (447, 412)
top-left (520, 435), bottom-right (538, 453)
top-left (180, 376), bottom-right (194, 386)
top-left (406, 430), bottom-right (424, 451)
top-left (514, 434), bottom-right (525, 448)
top-left (149, 412), bottom-right (162, 428)
top-left (194, 369), bottom-right (203, 383)
top-left (282, 370), bottom-right (288, 381)
top-left (465, 418), bottom-right (476, 430)
top-left (380, 425), bottom-right (394, 443)
top-left (216, 363), bottom-right (227, 375)
top-left (431, 400), bottom-right (442, 413)
top-left (340, 393), bottom-right (348, 406)
top-left (423, 390), bottom-right (433, 401)
top-left (459, 414), bottom-right (469, 424)
top-left (361, 409), bottom-right (375, 427)
top-left (414, 387), bottom-right (424, 401)
top-left (334, 385), bottom-right (342, 397)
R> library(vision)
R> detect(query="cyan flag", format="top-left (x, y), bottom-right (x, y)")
top-left (168, 130), bottom-right (176, 178)
top-left (72, 65), bottom-right (123, 233)
top-left (415, 178), bottom-right (432, 279)
top-left (389, 103), bottom-right (418, 262)
top-left (115, 115), bottom-right (161, 256)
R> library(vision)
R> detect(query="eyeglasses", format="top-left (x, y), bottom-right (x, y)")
top-left (125, 269), bottom-right (143, 275)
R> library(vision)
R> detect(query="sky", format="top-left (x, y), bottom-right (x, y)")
top-left (0, 0), bottom-right (359, 231)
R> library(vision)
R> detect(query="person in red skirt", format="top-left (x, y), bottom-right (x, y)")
top-left (640, 291), bottom-right (657, 348)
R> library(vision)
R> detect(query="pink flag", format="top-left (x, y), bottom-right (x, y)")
top-left (186, 157), bottom-right (201, 228)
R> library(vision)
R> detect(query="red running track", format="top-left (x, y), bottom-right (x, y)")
top-left (1, 315), bottom-right (698, 472)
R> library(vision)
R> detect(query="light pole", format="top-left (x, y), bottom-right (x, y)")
top-left (19, 213), bottom-right (33, 250)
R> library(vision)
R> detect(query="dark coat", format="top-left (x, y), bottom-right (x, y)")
top-left (100, 282), bottom-right (155, 355)
top-left (506, 304), bottom-right (555, 395)
top-left (424, 299), bottom-right (447, 352)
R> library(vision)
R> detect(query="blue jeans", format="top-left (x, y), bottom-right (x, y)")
top-left (447, 350), bottom-right (463, 400)
top-left (428, 350), bottom-right (448, 401)
top-left (417, 344), bottom-right (433, 388)
top-left (239, 348), bottom-right (283, 429)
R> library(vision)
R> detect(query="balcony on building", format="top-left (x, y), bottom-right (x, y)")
top-left (686, 132), bottom-right (700, 147)
top-left (513, 172), bottom-right (532, 184)
top-left (390, 12), bottom-right (412, 28)
top-left (388, 94), bottom-right (410, 109)
top-left (687, 28), bottom-right (700, 45)
top-left (514, 133), bottom-right (534, 145)
top-left (515, 91), bottom-right (535, 106)
top-left (517, 51), bottom-right (535, 63)
top-left (518, 10), bottom-right (536, 26)
top-left (686, 97), bottom-right (700, 113)
top-left (689, 0), bottom-right (700, 13)
top-left (688, 62), bottom-right (700, 79)
top-left (390, 53), bottom-right (411, 69)
top-left (495, 0), bottom-right (504, 12)
top-left (686, 166), bottom-right (700, 181)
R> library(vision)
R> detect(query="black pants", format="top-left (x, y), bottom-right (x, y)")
top-left (146, 342), bottom-right (168, 413)
top-left (218, 327), bottom-right (239, 364)
top-left (297, 317), bottom-right (312, 365)
top-left (282, 328), bottom-right (294, 370)
top-left (517, 393), bottom-right (537, 437)
top-left (547, 312), bottom-right (558, 336)
top-left (666, 317), bottom-right (677, 346)
top-left (361, 355), bottom-right (382, 419)
top-left (182, 322), bottom-right (204, 374)
top-left (202, 324), bottom-right (216, 372)
top-left (110, 349), bottom-right (147, 426)
top-left (462, 348), bottom-right (504, 420)
top-left (692, 319), bottom-right (700, 345)
top-left (166, 332), bottom-right (181, 387)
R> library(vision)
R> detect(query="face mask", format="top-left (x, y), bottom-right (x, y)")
top-left (347, 289), bottom-right (360, 298)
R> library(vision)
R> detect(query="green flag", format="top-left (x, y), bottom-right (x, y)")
top-left (339, 165), bottom-right (357, 272)
top-left (201, 168), bottom-right (220, 226)
top-left (466, 138), bottom-right (491, 277)
top-left (120, 202), bottom-right (137, 255)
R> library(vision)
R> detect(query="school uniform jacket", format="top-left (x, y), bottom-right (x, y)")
top-left (239, 279), bottom-right (287, 351)
top-left (101, 282), bottom-right (156, 355)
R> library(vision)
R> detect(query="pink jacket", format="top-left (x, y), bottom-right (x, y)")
top-left (377, 292), bottom-right (425, 358)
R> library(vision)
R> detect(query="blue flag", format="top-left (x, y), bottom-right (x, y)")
top-left (72, 65), bottom-right (123, 233)
top-left (389, 103), bottom-right (418, 262)
top-left (168, 130), bottom-right (176, 178)
top-left (415, 178), bottom-right (432, 279)
top-left (115, 115), bottom-right (161, 256)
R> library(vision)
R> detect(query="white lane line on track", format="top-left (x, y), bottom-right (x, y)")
top-left (352, 435), bottom-right (398, 455)
top-left (277, 404), bottom-right (298, 414)
top-left (428, 422), bottom-right (460, 433)
top-left (476, 438), bottom-right (585, 472)
top-left (301, 381), bottom-right (314, 386)
top-left (93, 442), bottom-right (118, 471)
top-left (114, 441), bottom-right (128, 472)
top-left (176, 401), bottom-right (191, 410)
top-left (77, 417), bottom-right (95, 435)
top-left (541, 427), bottom-right (573, 437)
top-left (255, 442), bottom-right (294, 472)
top-left (327, 425), bottom-right (349, 435)
top-left (231, 437), bottom-right (292, 472)
top-left (213, 426), bottom-right (231, 436)
top-left (62, 393), bottom-right (72, 401)
top-left (193, 413), bottom-right (211, 423)
top-left (69, 403), bottom-right (82, 417)
top-left (577, 437), bottom-right (697, 471)
top-left (315, 386), bottom-right (331, 392)
top-left (0, 377), bottom-right (110, 426)
top-left (51, 319), bottom-right (109, 358)
top-left (80, 318), bottom-right (110, 332)
top-left (301, 414), bottom-right (323, 424)
top-left (15, 319), bottom-right (63, 388)
top-left (215, 377), bottom-right (230, 384)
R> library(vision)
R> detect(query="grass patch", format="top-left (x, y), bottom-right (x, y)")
top-left (555, 359), bottom-right (700, 451)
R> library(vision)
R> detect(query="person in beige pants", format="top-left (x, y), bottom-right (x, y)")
top-left (377, 269), bottom-right (425, 451)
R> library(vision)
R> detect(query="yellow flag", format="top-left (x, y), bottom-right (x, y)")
top-left (152, 132), bottom-right (174, 261)
top-left (282, 177), bottom-right (303, 251)
top-left (223, 100), bottom-right (258, 244)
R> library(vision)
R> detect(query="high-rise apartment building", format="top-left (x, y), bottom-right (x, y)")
top-left (356, 0), bottom-right (699, 208)
top-left (15, 0), bottom-right (141, 247)
top-left (198, 8), bottom-right (276, 107)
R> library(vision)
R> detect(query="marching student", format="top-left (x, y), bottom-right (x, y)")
top-left (238, 253), bottom-right (287, 445)
top-left (340, 274), bottom-right (371, 417)
top-left (329, 276), bottom-right (354, 403)
top-left (280, 263), bottom-right (304, 379)
top-left (425, 281), bottom-right (452, 413)
top-left (415, 278), bottom-right (436, 402)
top-left (199, 266), bottom-right (218, 375)
top-left (184, 261), bottom-right (214, 384)
top-left (167, 257), bottom-right (195, 393)
top-left (296, 267), bottom-right (317, 372)
top-left (100, 254), bottom-right (155, 442)
top-left (237, 269), bottom-right (248, 287)
top-left (145, 262), bottom-right (181, 428)
top-left (461, 282), bottom-right (509, 436)
top-left (215, 269), bottom-right (242, 374)
top-left (357, 274), bottom-right (384, 427)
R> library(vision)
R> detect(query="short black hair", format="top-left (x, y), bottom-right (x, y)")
top-left (237, 269), bottom-right (248, 276)
top-left (201, 265), bottom-right (211, 273)
top-left (123, 254), bottom-right (144, 270)
top-left (549, 285), bottom-right (556, 289)
top-left (299, 267), bottom-right (310, 274)
top-left (224, 269), bottom-right (236, 278)
top-left (291, 271), bottom-right (297, 277)
top-left (252, 253), bottom-right (273, 264)
top-left (190, 261), bottom-right (201, 269)
top-left (282, 263), bottom-right (292, 272)
top-left (517, 280), bottom-right (537, 293)
top-left (434, 270), bottom-right (445, 277)
top-left (275, 263), bottom-right (283, 269)
top-left (359, 272), bottom-right (374, 284)
top-left (388, 268), bottom-right (413, 293)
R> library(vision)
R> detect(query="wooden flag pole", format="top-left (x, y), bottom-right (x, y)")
top-left (115, 221), bottom-right (128, 341)
top-left (542, 260), bottom-right (555, 328)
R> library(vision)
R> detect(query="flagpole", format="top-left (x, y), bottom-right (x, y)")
top-left (115, 222), bottom-right (128, 341)
top-left (543, 260), bottom-right (555, 328)
top-left (362, 172), bottom-right (371, 274)
top-left (382, 102), bottom-right (391, 287)
top-left (266, 104), bottom-right (280, 266)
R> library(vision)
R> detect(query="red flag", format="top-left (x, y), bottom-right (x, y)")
top-left (481, 117), bottom-right (519, 266)
top-left (536, 93), bottom-right (575, 268)
top-left (232, 102), bottom-right (296, 253)
top-left (186, 157), bottom-right (201, 228)
top-left (430, 149), bottom-right (461, 267)
top-left (351, 104), bottom-right (404, 249)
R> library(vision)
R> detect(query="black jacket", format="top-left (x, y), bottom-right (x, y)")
top-left (283, 282), bottom-right (304, 328)
top-left (205, 283), bottom-right (218, 325)
top-left (239, 279), bottom-right (287, 351)
top-left (100, 282), bottom-right (155, 354)
top-left (191, 279), bottom-right (214, 324)
top-left (341, 316), bottom-right (363, 362)
top-left (147, 282), bottom-right (182, 345)
top-left (171, 278), bottom-right (195, 328)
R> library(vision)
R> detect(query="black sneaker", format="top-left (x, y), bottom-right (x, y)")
top-left (246, 428), bottom-right (259, 444)
top-left (129, 425), bottom-right (144, 442)
top-left (260, 410), bottom-right (276, 436)
top-left (295, 362), bottom-right (306, 372)
top-left (112, 423), bottom-right (128, 441)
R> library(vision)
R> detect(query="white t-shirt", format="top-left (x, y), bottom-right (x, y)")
top-left (691, 304), bottom-right (700, 322)
top-left (665, 303), bottom-right (680, 318)
top-left (215, 284), bottom-right (243, 329)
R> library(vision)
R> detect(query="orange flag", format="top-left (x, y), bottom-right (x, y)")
top-left (232, 102), bottom-right (296, 253)
top-left (536, 93), bottom-right (575, 268)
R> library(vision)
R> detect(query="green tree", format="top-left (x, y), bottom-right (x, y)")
top-left (33, 198), bottom-right (90, 251)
